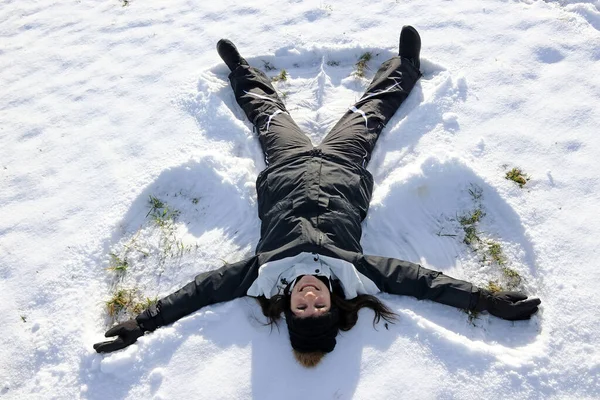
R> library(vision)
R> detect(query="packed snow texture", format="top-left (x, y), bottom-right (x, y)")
top-left (1, 0), bottom-right (600, 399)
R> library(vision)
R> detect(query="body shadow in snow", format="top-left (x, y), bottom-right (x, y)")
top-left (81, 296), bottom-right (399, 399)
top-left (369, 69), bottom-right (468, 182)
top-left (82, 49), bottom-right (540, 398)
top-left (362, 157), bottom-right (541, 346)
top-left (363, 157), bottom-right (539, 278)
top-left (114, 156), bottom-right (259, 249)
top-left (80, 155), bottom-right (262, 399)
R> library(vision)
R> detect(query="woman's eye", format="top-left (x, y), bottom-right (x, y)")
top-left (316, 305), bottom-right (325, 309)
top-left (296, 305), bottom-right (306, 310)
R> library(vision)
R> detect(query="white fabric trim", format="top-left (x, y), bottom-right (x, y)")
top-left (243, 90), bottom-right (275, 102)
top-left (247, 252), bottom-right (380, 299)
top-left (266, 109), bottom-right (283, 132)
top-left (349, 106), bottom-right (368, 129)
top-left (360, 76), bottom-right (403, 101)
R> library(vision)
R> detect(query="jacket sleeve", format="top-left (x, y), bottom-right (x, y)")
top-left (136, 255), bottom-right (260, 331)
top-left (356, 254), bottom-right (481, 310)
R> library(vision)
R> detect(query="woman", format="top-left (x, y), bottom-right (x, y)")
top-left (93, 27), bottom-right (541, 367)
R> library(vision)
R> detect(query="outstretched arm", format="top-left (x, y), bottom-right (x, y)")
top-left (137, 255), bottom-right (260, 329)
top-left (94, 255), bottom-right (260, 353)
top-left (356, 254), bottom-right (540, 320)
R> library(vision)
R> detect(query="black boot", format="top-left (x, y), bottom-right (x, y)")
top-left (216, 39), bottom-right (249, 72)
top-left (399, 26), bottom-right (421, 70)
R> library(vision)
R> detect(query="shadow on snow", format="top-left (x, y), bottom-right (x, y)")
top-left (80, 46), bottom-right (542, 399)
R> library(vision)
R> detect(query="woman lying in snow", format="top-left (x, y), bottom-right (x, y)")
top-left (94, 26), bottom-right (541, 367)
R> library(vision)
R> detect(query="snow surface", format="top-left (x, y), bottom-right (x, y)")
top-left (1, 0), bottom-right (600, 398)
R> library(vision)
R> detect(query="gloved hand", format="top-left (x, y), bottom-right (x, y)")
top-left (476, 290), bottom-right (541, 321)
top-left (93, 319), bottom-right (145, 353)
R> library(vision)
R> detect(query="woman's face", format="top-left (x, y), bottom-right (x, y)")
top-left (290, 275), bottom-right (331, 317)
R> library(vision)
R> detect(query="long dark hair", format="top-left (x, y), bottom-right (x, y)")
top-left (255, 279), bottom-right (397, 331)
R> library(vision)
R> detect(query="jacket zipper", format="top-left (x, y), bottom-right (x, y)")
top-left (315, 148), bottom-right (324, 247)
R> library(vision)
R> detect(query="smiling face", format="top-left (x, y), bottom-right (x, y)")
top-left (290, 275), bottom-right (332, 318)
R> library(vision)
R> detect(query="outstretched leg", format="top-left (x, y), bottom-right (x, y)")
top-left (319, 26), bottom-right (422, 167)
top-left (229, 66), bottom-right (312, 165)
top-left (218, 40), bottom-right (312, 165)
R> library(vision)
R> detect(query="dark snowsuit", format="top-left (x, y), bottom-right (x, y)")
top-left (137, 57), bottom-right (482, 331)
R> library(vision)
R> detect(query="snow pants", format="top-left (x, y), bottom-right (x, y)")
top-left (229, 56), bottom-right (421, 258)
top-left (228, 56), bottom-right (421, 169)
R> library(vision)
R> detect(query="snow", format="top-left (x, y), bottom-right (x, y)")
top-left (1, 0), bottom-right (600, 398)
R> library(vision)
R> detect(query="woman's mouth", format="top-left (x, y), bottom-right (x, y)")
top-left (299, 284), bottom-right (319, 292)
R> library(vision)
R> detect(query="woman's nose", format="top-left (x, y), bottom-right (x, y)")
top-left (303, 291), bottom-right (317, 299)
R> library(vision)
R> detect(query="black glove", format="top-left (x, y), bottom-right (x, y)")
top-left (93, 319), bottom-right (145, 353)
top-left (476, 290), bottom-right (541, 321)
